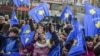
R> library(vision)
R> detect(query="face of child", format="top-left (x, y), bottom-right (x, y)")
top-left (59, 34), bottom-right (65, 42)
top-left (37, 26), bottom-right (44, 34)
top-left (39, 35), bottom-right (46, 44)
top-left (8, 32), bottom-right (16, 37)
top-left (86, 41), bottom-right (94, 48)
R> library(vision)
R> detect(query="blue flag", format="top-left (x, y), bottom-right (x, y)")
top-left (45, 31), bottom-right (52, 39)
top-left (68, 31), bottom-right (85, 56)
top-left (60, 5), bottom-right (73, 21)
top-left (19, 24), bottom-right (31, 35)
top-left (68, 36), bottom-right (85, 56)
top-left (84, 2), bottom-right (100, 36)
top-left (28, 2), bottom-right (49, 23)
top-left (20, 31), bottom-right (35, 47)
top-left (10, 10), bottom-right (19, 26)
top-left (48, 44), bottom-right (60, 56)
top-left (66, 18), bottom-right (79, 42)
top-left (66, 29), bottom-right (76, 42)
top-left (66, 18), bottom-right (85, 55)
top-left (13, 0), bottom-right (30, 7)
top-left (10, 52), bottom-right (20, 56)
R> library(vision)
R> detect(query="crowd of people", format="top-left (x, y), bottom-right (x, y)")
top-left (0, 12), bottom-right (100, 56)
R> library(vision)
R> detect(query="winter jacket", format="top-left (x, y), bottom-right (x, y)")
top-left (32, 41), bottom-right (49, 56)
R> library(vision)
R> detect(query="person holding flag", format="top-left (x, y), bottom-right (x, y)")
top-left (19, 18), bottom-right (35, 56)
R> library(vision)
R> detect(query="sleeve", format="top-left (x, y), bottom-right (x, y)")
top-left (19, 43), bottom-right (25, 56)
top-left (29, 19), bottom-right (36, 31)
top-left (51, 31), bottom-right (60, 48)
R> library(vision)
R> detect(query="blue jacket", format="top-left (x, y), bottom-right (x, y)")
top-left (0, 33), bottom-right (19, 53)
top-left (5, 37), bottom-right (19, 53)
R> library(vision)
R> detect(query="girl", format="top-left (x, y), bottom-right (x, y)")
top-left (33, 34), bottom-right (50, 56)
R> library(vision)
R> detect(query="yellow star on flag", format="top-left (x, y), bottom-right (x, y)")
top-left (73, 39), bottom-right (77, 46)
top-left (95, 21), bottom-right (100, 28)
top-left (19, 29), bottom-right (21, 33)
top-left (25, 37), bottom-right (29, 43)
top-left (64, 13), bottom-right (69, 18)
top-left (89, 9), bottom-right (96, 15)
top-left (25, 30), bottom-right (31, 33)
top-left (38, 10), bottom-right (44, 15)
top-left (14, 16), bottom-right (17, 20)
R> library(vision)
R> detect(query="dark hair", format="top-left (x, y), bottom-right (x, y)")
top-left (9, 27), bottom-right (19, 34)
top-left (1, 23), bottom-right (10, 33)
top-left (37, 24), bottom-right (45, 32)
top-left (85, 36), bottom-right (94, 41)
top-left (0, 23), bottom-right (5, 31)
top-left (0, 13), bottom-right (4, 16)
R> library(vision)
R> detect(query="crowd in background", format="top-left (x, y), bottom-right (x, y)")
top-left (0, 12), bottom-right (100, 56)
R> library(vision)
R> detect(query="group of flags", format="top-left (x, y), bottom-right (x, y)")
top-left (9, 0), bottom-right (100, 56)
top-left (11, 0), bottom-right (73, 24)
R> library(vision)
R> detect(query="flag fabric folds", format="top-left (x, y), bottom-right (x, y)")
top-left (66, 29), bottom-right (76, 42)
top-left (28, 2), bottom-right (49, 23)
top-left (60, 5), bottom-right (73, 21)
top-left (66, 19), bottom-right (85, 55)
top-left (20, 31), bottom-right (35, 47)
top-left (10, 10), bottom-right (19, 26)
top-left (66, 18), bottom-right (79, 42)
top-left (19, 24), bottom-right (31, 35)
top-left (48, 44), bottom-right (60, 56)
top-left (68, 31), bottom-right (85, 56)
top-left (84, 2), bottom-right (100, 36)
top-left (13, 0), bottom-right (30, 7)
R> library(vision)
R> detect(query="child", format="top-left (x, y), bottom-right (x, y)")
top-left (33, 34), bottom-right (50, 56)
top-left (4, 27), bottom-right (19, 56)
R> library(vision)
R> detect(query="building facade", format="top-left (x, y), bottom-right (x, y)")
top-left (0, 0), bottom-right (99, 19)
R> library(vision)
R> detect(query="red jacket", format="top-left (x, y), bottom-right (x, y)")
top-left (19, 43), bottom-right (33, 56)
top-left (79, 47), bottom-right (95, 56)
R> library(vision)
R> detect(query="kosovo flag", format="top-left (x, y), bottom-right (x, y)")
top-left (13, 0), bottom-right (30, 7)
top-left (28, 2), bottom-right (49, 23)
top-left (60, 5), bottom-right (73, 21)
top-left (66, 29), bottom-right (76, 42)
top-left (66, 18), bottom-right (85, 55)
top-left (66, 18), bottom-right (79, 42)
top-left (68, 30), bottom-right (85, 56)
top-left (10, 10), bottom-right (19, 26)
top-left (84, 2), bottom-right (100, 36)
top-left (20, 31), bottom-right (35, 47)
top-left (19, 24), bottom-right (31, 35)
top-left (48, 44), bottom-right (60, 56)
